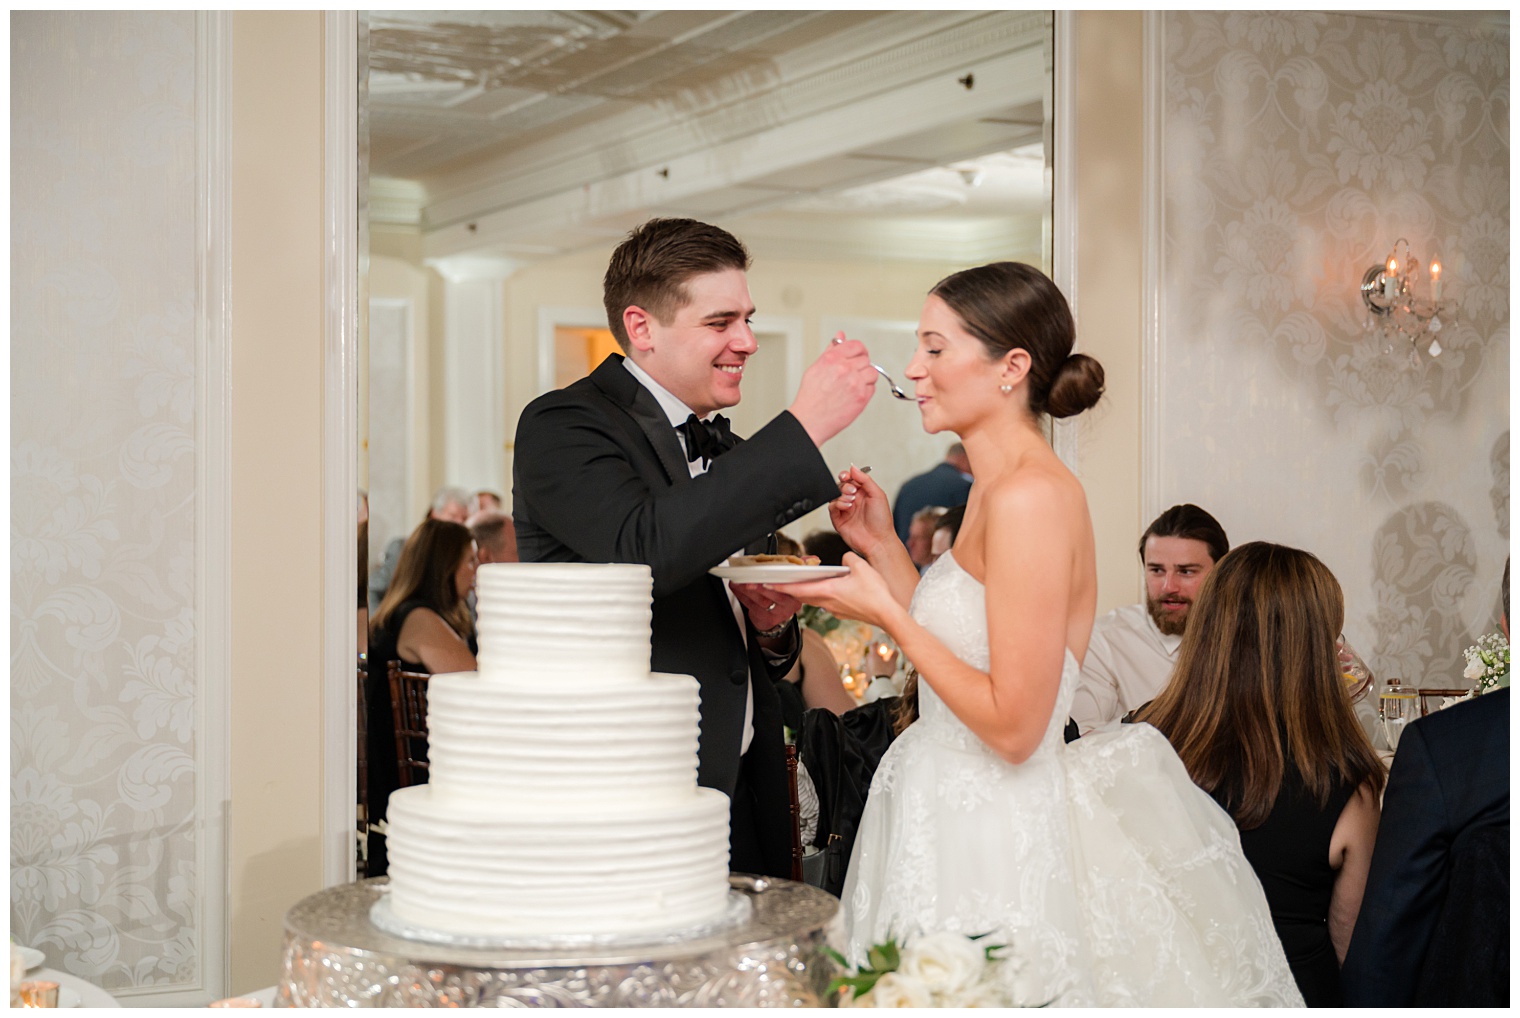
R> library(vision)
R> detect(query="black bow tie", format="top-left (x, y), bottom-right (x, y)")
top-left (676, 413), bottom-right (737, 465)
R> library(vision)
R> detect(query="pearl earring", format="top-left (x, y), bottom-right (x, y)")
top-left (999, 384), bottom-right (1013, 394)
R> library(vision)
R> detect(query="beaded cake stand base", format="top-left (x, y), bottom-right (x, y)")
top-left (275, 876), bottom-right (840, 1007)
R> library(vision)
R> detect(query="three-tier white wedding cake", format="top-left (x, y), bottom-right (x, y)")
top-left (383, 562), bottom-right (733, 938)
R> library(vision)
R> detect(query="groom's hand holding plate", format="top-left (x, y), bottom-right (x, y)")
top-left (717, 555), bottom-right (847, 635)
top-left (709, 553), bottom-right (850, 584)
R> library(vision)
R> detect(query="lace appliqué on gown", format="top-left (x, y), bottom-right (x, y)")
top-left (839, 552), bottom-right (1303, 1007)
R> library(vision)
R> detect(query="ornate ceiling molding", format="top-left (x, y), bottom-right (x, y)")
top-left (422, 44), bottom-right (1046, 261)
top-left (419, 11), bottom-right (1045, 231)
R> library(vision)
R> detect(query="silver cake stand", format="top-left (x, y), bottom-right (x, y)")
top-left (275, 876), bottom-right (840, 1007)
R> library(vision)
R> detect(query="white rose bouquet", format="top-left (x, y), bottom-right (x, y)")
top-left (826, 932), bottom-right (1014, 1008)
top-left (1461, 632), bottom-right (1509, 696)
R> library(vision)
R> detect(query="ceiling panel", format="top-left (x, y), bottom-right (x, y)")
top-left (855, 116), bottom-right (1043, 165)
top-left (369, 10), bottom-right (1055, 265)
top-left (744, 154), bottom-right (933, 193)
top-left (653, 185), bottom-right (790, 218)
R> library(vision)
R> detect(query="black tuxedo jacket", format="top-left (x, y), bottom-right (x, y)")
top-left (512, 355), bottom-right (838, 867)
top-left (1341, 687), bottom-right (1509, 1004)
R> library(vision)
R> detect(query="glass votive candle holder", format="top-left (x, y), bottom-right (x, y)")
top-left (18, 980), bottom-right (59, 1007)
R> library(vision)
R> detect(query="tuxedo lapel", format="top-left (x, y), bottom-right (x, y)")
top-left (590, 354), bottom-right (690, 487)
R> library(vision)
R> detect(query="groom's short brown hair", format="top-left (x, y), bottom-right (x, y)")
top-left (603, 218), bottom-right (751, 350)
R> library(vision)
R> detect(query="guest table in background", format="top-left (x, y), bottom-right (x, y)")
top-left (29, 967), bottom-right (120, 1008)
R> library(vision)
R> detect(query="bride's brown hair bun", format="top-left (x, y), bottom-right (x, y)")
top-left (1046, 353), bottom-right (1105, 419)
top-left (929, 262), bottom-right (1104, 419)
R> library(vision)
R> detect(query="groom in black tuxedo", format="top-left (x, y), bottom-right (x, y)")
top-left (512, 218), bottom-right (876, 877)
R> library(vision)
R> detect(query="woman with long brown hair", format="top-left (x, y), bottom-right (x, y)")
top-left (1138, 541), bottom-right (1384, 1006)
top-left (365, 518), bottom-right (479, 876)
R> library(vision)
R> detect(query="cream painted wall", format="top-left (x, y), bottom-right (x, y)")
top-left (228, 10), bottom-right (325, 994)
top-left (369, 227), bottom-right (436, 523)
top-left (1069, 12), bottom-right (1147, 615)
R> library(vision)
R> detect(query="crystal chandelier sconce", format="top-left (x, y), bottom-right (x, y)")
top-left (1360, 237), bottom-right (1458, 363)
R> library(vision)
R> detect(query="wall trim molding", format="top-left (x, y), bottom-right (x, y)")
top-left (106, 11), bottom-right (234, 1008)
top-left (188, 10), bottom-right (234, 1007)
top-left (322, 10), bottom-right (360, 892)
top-left (1050, 10), bottom-right (1078, 470)
top-left (1140, 12), bottom-right (1165, 524)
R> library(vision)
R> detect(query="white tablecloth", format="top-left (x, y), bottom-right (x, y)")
top-left (31, 967), bottom-right (120, 1008)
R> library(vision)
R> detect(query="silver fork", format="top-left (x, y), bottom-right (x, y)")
top-left (832, 334), bottom-right (913, 401)
top-left (872, 363), bottom-right (914, 401)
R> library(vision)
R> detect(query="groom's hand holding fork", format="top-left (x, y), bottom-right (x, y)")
top-left (786, 332), bottom-right (878, 447)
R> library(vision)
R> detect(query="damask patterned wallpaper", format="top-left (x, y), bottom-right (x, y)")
top-left (1160, 13), bottom-right (1508, 686)
top-left (12, 13), bottom-right (203, 992)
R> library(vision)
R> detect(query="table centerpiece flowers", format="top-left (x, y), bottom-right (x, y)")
top-left (1461, 632), bottom-right (1510, 696)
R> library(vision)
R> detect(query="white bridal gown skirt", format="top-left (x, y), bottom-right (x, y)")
top-left (839, 553), bottom-right (1303, 1007)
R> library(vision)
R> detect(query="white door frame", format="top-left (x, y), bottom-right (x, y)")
top-left (321, 10), bottom-right (360, 890)
top-left (326, 9), bottom-right (1074, 893)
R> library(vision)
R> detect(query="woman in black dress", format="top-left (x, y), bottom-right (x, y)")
top-left (365, 518), bottom-right (478, 875)
top-left (1139, 542), bottom-right (1385, 1006)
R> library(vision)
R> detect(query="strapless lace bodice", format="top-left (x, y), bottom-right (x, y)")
top-left (909, 551), bottom-right (1077, 755)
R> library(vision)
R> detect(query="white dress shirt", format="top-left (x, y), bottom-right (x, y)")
top-left (1071, 602), bottom-right (1181, 735)
top-left (623, 358), bottom-right (755, 754)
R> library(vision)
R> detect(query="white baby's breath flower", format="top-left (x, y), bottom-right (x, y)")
top-left (865, 972), bottom-right (933, 1008)
top-left (898, 931), bottom-right (986, 996)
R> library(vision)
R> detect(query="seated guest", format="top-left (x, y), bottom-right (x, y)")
top-left (904, 505), bottom-right (946, 572)
top-left (1341, 564), bottom-right (1509, 1006)
top-left (777, 624), bottom-right (857, 725)
top-left (1071, 503), bottom-right (1228, 735)
top-left (470, 488), bottom-right (503, 515)
top-left (890, 442), bottom-right (971, 545)
top-left (771, 532), bottom-right (861, 723)
top-left (929, 504), bottom-right (965, 563)
top-left (803, 528), bottom-right (852, 567)
top-left (368, 485), bottom-right (471, 610)
top-left (357, 519), bottom-right (369, 656)
top-left (1138, 542), bottom-right (1384, 1006)
top-left (364, 518), bottom-right (479, 876)
top-left (467, 509), bottom-right (518, 565)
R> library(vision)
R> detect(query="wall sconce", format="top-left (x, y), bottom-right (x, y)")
top-left (1360, 237), bottom-right (1458, 364)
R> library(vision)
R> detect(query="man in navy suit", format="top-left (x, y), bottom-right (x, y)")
top-left (891, 443), bottom-right (972, 546)
top-left (1341, 686), bottom-right (1509, 1004)
top-left (513, 218), bottom-right (876, 877)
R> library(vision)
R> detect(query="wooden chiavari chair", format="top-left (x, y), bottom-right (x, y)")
top-left (387, 659), bottom-right (432, 788)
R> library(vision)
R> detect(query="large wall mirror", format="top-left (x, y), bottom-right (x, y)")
top-left (354, 13), bottom-right (1056, 862)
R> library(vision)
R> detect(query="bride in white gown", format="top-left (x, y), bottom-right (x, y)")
top-left (780, 263), bottom-right (1302, 1006)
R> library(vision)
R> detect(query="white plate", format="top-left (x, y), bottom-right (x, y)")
top-left (60, 986), bottom-right (80, 1008)
top-left (709, 564), bottom-right (849, 583)
top-left (17, 946), bottom-right (44, 971)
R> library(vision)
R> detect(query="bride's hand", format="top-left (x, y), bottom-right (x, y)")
top-left (829, 466), bottom-right (897, 561)
top-left (767, 552), bottom-right (899, 631)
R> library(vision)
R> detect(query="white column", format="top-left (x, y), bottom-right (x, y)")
top-left (432, 256), bottom-right (519, 495)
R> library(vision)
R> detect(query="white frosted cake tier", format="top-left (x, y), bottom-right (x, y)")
top-left (382, 561), bottom-right (736, 940)
top-left (384, 786), bottom-right (732, 936)
top-left (426, 671), bottom-right (701, 803)
top-left (473, 563), bottom-right (651, 678)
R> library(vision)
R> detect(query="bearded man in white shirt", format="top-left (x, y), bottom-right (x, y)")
top-left (1070, 504), bottom-right (1229, 735)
